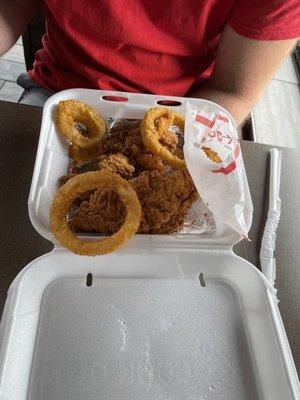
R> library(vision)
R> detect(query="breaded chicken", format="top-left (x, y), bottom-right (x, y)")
top-left (99, 153), bottom-right (135, 179)
top-left (70, 189), bottom-right (126, 233)
top-left (136, 153), bottom-right (166, 172)
top-left (100, 121), bottom-right (177, 171)
top-left (131, 170), bottom-right (198, 233)
top-left (69, 170), bottom-right (198, 234)
top-left (100, 124), bottom-right (143, 160)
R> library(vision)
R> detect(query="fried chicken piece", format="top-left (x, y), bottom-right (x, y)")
top-left (100, 125), bottom-right (143, 160)
top-left (69, 189), bottom-right (125, 233)
top-left (158, 128), bottom-right (178, 152)
top-left (174, 147), bottom-right (184, 159)
top-left (69, 170), bottom-right (198, 234)
top-left (99, 153), bottom-right (135, 179)
top-left (136, 153), bottom-right (166, 172)
top-left (100, 121), bottom-right (178, 172)
top-left (131, 170), bottom-right (198, 233)
top-left (108, 119), bottom-right (139, 134)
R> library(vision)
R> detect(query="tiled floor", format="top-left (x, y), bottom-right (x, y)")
top-left (0, 39), bottom-right (26, 103)
top-left (252, 55), bottom-right (300, 149)
top-left (0, 81), bottom-right (24, 103)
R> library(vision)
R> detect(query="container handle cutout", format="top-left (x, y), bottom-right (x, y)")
top-left (199, 272), bottom-right (206, 287)
top-left (102, 95), bottom-right (129, 102)
top-left (156, 100), bottom-right (182, 107)
top-left (86, 273), bottom-right (93, 287)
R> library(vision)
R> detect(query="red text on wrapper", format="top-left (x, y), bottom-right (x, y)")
top-left (195, 113), bottom-right (239, 174)
top-left (204, 130), bottom-right (233, 145)
top-left (195, 114), bottom-right (229, 127)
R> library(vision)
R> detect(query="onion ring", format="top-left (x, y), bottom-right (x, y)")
top-left (55, 100), bottom-right (107, 149)
top-left (50, 171), bottom-right (141, 256)
top-left (141, 108), bottom-right (185, 169)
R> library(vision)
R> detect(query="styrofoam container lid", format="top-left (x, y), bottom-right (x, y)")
top-left (0, 248), bottom-right (299, 399)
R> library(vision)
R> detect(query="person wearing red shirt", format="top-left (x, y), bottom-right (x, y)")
top-left (1, 0), bottom-right (299, 124)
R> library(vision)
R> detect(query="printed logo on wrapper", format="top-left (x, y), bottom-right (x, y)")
top-left (183, 102), bottom-right (253, 239)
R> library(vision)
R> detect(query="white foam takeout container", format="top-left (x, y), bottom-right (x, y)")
top-left (0, 89), bottom-right (299, 400)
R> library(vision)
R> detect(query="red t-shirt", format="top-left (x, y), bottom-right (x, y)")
top-left (29, 0), bottom-right (300, 96)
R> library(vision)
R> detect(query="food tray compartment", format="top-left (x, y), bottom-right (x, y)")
top-left (28, 89), bottom-right (241, 245)
top-left (28, 278), bottom-right (258, 400)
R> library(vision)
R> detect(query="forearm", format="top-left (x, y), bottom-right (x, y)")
top-left (191, 82), bottom-right (253, 126)
top-left (191, 25), bottom-right (297, 126)
top-left (0, 0), bottom-right (38, 56)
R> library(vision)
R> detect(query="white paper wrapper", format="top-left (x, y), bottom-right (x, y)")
top-left (181, 198), bottom-right (216, 234)
top-left (184, 102), bottom-right (253, 238)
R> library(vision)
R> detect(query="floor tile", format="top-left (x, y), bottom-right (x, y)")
top-left (252, 80), bottom-right (300, 149)
top-left (1, 44), bottom-right (25, 64)
top-left (0, 60), bottom-right (26, 82)
top-left (274, 55), bottom-right (299, 84)
top-left (0, 81), bottom-right (24, 103)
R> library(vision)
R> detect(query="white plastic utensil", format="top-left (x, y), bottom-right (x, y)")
top-left (260, 148), bottom-right (282, 285)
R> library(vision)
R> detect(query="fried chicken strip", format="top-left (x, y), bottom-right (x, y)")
top-left (69, 170), bottom-right (198, 234)
top-left (131, 170), bottom-right (198, 233)
top-left (70, 189), bottom-right (126, 233)
top-left (100, 121), bottom-right (177, 172)
top-left (99, 153), bottom-right (135, 179)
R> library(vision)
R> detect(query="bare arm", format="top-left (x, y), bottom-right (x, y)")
top-left (192, 25), bottom-right (297, 125)
top-left (0, 0), bottom-right (38, 56)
